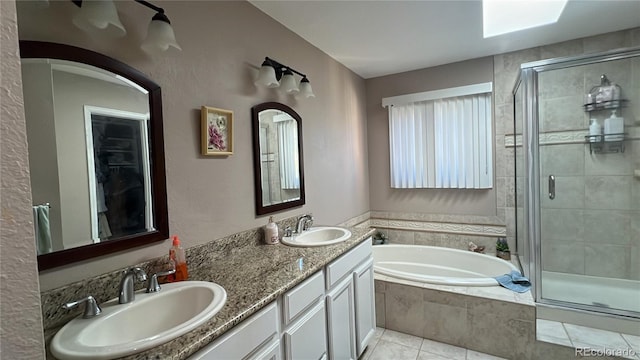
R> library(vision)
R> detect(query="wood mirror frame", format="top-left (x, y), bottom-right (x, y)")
top-left (251, 102), bottom-right (305, 216)
top-left (20, 41), bottom-right (169, 271)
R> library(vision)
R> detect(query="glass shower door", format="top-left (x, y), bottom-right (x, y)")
top-left (537, 57), bottom-right (640, 316)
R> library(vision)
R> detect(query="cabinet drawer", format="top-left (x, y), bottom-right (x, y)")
top-left (326, 239), bottom-right (372, 289)
top-left (283, 302), bottom-right (327, 360)
top-left (190, 302), bottom-right (278, 360)
top-left (282, 270), bottom-right (324, 325)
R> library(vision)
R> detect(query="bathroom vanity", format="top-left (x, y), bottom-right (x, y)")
top-left (41, 226), bottom-right (376, 360)
top-left (190, 239), bottom-right (376, 360)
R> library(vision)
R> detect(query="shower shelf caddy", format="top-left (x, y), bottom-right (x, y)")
top-left (583, 96), bottom-right (630, 154)
top-left (584, 133), bottom-right (628, 154)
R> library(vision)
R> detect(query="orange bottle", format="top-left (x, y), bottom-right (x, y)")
top-left (167, 235), bottom-right (188, 282)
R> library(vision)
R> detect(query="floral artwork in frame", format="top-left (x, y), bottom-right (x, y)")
top-left (201, 106), bottom-right (233, 156)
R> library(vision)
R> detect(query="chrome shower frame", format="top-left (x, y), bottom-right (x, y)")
top-left (513, 45), bottom-right (640, 319)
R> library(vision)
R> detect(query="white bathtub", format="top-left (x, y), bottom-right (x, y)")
top-left (373, 244), bottom-right (519, 286)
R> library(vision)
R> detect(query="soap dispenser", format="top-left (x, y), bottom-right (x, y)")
top-left (167, 235), bottom-right (188, 282)
top-left (265, 216), bottom-right (279, 245)
top-left (604, 110), bottom-right (624, 141)
top-left (589, 118), bottom-right (602, 142)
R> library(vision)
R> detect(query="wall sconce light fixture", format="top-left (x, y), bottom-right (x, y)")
top-left (71, 0), bottom-right (181, 53)
top-left (255, 57), bottom-right (315, 98)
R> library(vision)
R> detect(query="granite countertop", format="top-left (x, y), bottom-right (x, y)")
top-left (46, 226), bottom-right (374, 360)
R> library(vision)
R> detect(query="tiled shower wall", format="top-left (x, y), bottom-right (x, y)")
top-left (536, 58), bottom-right (640, 281)
top-left (494, 28), bottom-right (640, 280)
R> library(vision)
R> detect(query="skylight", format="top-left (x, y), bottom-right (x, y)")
top-left (483, 0), bottom-right (568, 38)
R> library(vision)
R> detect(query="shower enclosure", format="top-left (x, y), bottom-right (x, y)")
top-left (513, 46), bottom-right (640, 320)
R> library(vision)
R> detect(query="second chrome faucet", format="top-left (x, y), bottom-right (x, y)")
top-left (295, 214), bottom-right (314, 234)
top-left (118, 267), bottom-right (147, 304)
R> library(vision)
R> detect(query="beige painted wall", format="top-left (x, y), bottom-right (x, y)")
top-left (22, 61), bottom-right (65, 252)
top-left (366, 57), bottom-right (496, 216)
top-left (0, 0), bottom-right (46, 357)
top-left (16, 1), bottom-right (369, 290)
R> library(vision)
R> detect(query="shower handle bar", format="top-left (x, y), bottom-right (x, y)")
top-left (548, 175), bottom-right (555, 200)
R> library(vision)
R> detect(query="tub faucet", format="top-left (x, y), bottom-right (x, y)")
top-left (118, 267), bottom-right (147, 304)
top-left (296, 215), bottom-right (313, 234)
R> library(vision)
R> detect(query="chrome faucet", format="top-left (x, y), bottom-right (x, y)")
top-left (295, 214), bottom-right (313, 234)
top-left (118, 267), bottom-right (147, 304)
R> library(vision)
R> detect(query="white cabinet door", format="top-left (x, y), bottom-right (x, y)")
top-left (354, 258), bottom-right (376, 357)
top-left (326, 276), bottom-right (356, 360)
top-left (283, 301), bottom-right (327, 360)
top-left (249, 338), bottom-right (282, 360)
top-left (189, 302), bottom-right (278, 360)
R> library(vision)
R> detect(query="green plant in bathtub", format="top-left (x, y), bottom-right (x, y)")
top-left (372, 231), bottom-right (388, 245)
top-left (496, 237), bottom-right (511, 260)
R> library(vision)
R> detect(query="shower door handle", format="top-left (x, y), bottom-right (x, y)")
top-left (549, 175), bottom-right (555, 200)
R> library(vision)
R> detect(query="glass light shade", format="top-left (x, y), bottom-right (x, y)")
top-left (255, 63), bottom-right (280, 88)
top-left (141, 13), bottom-right (182, 53)
top-left (298, 78), bottom-right (315, 98)
top-left (73, 0), bottom-right (126, 37)
top-left (280, 70), bottom-right (299, 94)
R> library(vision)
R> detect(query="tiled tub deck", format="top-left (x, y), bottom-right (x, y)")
top-left (375, 274), bottom-right (639, 359)
top-left (374, 274), bottom-right (537, 359)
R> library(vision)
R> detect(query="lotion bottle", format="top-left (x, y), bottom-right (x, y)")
top-left (265, 216), bottom-right (279, 245)
top-left (604, 110), bottom-right (624, 142)
top-left (589, 118), bottom-right (602, 142)
top-left (167, 235), bottom-right (188, 282)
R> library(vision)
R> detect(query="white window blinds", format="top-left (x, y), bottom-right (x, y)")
top-left (384, 83), bottom-right (493, 189)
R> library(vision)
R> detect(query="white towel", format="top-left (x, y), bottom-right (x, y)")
top-left (33, 205), bottom-right (52, 255)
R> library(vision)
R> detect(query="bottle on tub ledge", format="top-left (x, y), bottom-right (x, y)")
top-left (167, 235), bottom-right (188, 282)
top-left (264, 216), bottom-right (279, 245)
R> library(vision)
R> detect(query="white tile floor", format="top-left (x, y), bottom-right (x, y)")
top-left (362, 328), bottom-right (507, 360)
top-left (536, 319), bottom-right (640, 360)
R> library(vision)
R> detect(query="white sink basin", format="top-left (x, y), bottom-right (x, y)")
top-left (281, 226), bottom-right (352, 247)
top-left (51, 281), bottom-right (226, 360)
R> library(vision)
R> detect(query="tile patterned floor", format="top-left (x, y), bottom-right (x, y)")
top-left (362, 328), bottom-right (507, 360)
top-left (536, 319), bottom-right (640, 360)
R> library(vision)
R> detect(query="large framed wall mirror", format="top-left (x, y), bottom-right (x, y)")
top-left (20, 41), bottom-right (169, 270)
top-left (251, 102), bottom-right (305, 215)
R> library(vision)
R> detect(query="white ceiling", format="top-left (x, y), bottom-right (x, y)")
top-left (249, 0), bottom-right (640, 79)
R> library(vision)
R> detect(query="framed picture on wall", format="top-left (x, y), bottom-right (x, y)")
top-left (201, 106), bottom-right (233, 156)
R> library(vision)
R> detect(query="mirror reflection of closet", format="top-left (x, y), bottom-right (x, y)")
top-left (88, 110), bottom-right (152, 243)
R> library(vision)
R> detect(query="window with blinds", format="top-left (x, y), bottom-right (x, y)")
top-left (383, 83), bottom-right (493, 189)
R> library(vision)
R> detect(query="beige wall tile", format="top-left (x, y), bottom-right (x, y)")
top-left (584, 244), bottom-right (631, 279)
top-left (375, 292), bottom-right (385, 328)
top-left (423, 302), bottom-right (468, 347)
top-left (541, 241), bottom-right (585, 274)
top-left (541, 38), bottom-right (584, 59)
top-left (583, 30), bottom-right (633, 54)
top-left (466, 314), bottom-right (535, 359)
top-left (539, 96), bottom-right (585, 132)
top-left (541, 208), bottom-right (584, 242)
top-left (585, 149), bottom-right (633, 176)
top-left (538, 66), bottom-right (585, 100)
top-left (583, 210), bottom-right (631, 245)
top-left (388, 229), bottom-right (415, 245)
top-left (541, 176), bottom-right (585, 209)
top-left (466, 297), bottom-right (535, 322)
top-left (385, 283), bottom-right (425, 337)
top-left (585, 176), bottom-right (632, 210)
top-left (423, 288), bottom-right (467, 308)
top-left (540, 144), bottom-right (585, 176)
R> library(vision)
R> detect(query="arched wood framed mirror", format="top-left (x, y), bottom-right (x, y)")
top-left (20, 41), bottom-right (169, 270)
top-left (251, 102), bottom-right (305, 215)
